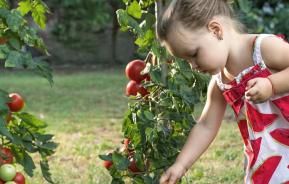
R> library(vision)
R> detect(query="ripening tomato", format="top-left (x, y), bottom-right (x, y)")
top-left (103, 160), bottom-right (113, 170)
top-left (128, 158), bottom-right (141, 173)
top-left (126, 81), bottom-right (148, 97)
top-left (0, 148), bottom-right (13, 165)
top-left (125, 60), bottom-right (149, 83)
top-left (13, 172), bottom-right (25, 184)
top-left (7, 93), bottom-right (24, 112)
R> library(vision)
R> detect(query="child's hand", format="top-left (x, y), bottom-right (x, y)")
top-left (159, 162), bottom-right (187, 184)
top-left (245, 77), bottom-right (273, 103)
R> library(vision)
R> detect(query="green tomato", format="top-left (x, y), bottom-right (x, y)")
top-left (0, 164), bottom-right (16, 182)
top-left (5, 182), bottom-right (16, 184)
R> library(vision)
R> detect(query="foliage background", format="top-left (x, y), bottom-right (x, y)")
top-left (24, 0), bottom-right (289, 66)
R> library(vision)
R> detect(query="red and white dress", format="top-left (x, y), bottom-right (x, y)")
top-left (215, 34), bottom-right (289, 184)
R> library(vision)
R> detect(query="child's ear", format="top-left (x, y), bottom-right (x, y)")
top-left (207, 20), bottom-right (223, 40)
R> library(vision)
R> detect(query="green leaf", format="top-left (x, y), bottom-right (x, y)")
top-left (127, 1), bottom-right (142, 19)
top-left (99, 154), bottom-right (112, 161)
top-left (32, 58), bottom-right (54, 86)
top-left (8, 37), bottom-right (21, 50)
top-left (0, 90), bottom-right (9, 112)
top-left (0, 0), bottom-right (8, 9)
top-left (34, 133), bottom-right (54, 142)
top-left (143, 111), bottom-right (154, 121)
top-left (36, 141), bottom-right (58, 151)
top-left (142, 175), bottom-right (153, 183)
top-left (23, 151), bottom-right (36, 177)
top-left (17, 112), bottom-right (47, 128)
top-left (6, 10), bottom-right (25, 32)
top-left (0, 45), bottom-right (9, 59)
top-left (18, 0), bottom-right (32, 16)
top-left (150, 68), bottom-right (162, 84)
top-left (22, 141), bottom-right (37, 153)
top-left (237, 0), bottom-right (252, 13)
top-left (40, 160), bottom-right (54, 184)
top-left (5, 51), bottom-right (25, 68)
top-left (135, 29), bottom-right (154, 49)
top-left (116, 9), bottom-right (142, 34)
top-left (112, 152), bottom-right (130, 170)
top-left (0, 117), bottom-right (14, 141)
top-left (31, 1), bottom-right (47, 29)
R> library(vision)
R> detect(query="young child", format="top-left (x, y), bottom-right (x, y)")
top-left (156, 0), bottom-right (289, 184)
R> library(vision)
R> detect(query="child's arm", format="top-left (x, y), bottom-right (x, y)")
top-left (160, 79), bottom-right (227, 184)
top-left (246, 36), bottom-right (289, 103)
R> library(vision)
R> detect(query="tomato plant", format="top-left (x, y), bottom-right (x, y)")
top-left (0, 1), bottom-right (57, 183)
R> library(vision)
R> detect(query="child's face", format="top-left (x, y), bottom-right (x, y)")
top-left (164, 22), bottom-right (229, 75)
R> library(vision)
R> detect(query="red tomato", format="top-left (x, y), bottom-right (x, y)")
top-left (126, 81), bottom-right (148, 97)
top-left (103, 160), bottom-right (113, 170)
top-left (0, 37), bottom-right (7, 45)
top-left (13, 172), bottom-right (25, 184)
top-left (7, 93), bottom-right (24, 112)
top-left (0, 179), bottom-right (4, 184)
top-left (0, 148), bottom-right (13, 165)
top-left (125, 60), bottom-right (149, 83)
top-left (128, 158), bottom-right (141, 173)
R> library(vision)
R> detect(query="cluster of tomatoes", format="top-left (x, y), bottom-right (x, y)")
top-left (0, 93), bottom-right (26, 184)
top-left (103, 138), bottom-right (141, 173)
top-left (125, 60), bottom-right (150, 97)
top-left (102, 59), bottom-right (151, 173)
top-left (0, 147), bottom-right (25, 184)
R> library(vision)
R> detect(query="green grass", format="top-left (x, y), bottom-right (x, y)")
top-left (0, 69), bottom-right (244, 184)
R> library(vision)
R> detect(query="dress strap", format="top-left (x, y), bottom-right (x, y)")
top-left (252, 34), bottom-right (275, 68)
top-left (214, 73), bottom-right (232, 91)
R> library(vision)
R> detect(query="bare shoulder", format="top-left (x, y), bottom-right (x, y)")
top-left (205, 78), bottom-right (226, 106)
top-left (261, 35), bottom-right (289, 71)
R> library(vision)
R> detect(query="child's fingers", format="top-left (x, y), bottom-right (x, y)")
top-left (160, 172), bottom-right (170, 184)
top-left (246, 86), bottom-right (259, 97)
top-left (246, 78), bottom-right (258, 90)
top-left (168, 176), bottom-right (179, 184)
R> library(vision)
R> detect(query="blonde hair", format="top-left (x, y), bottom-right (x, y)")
top-left (157, 0), bottom-right (245, 41)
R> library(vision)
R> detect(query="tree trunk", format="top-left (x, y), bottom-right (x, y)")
top-left (109, 0), bottom-right (121, 64)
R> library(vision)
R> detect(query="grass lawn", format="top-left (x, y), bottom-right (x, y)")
top-left (0, 68), bottom-right (244, 184)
